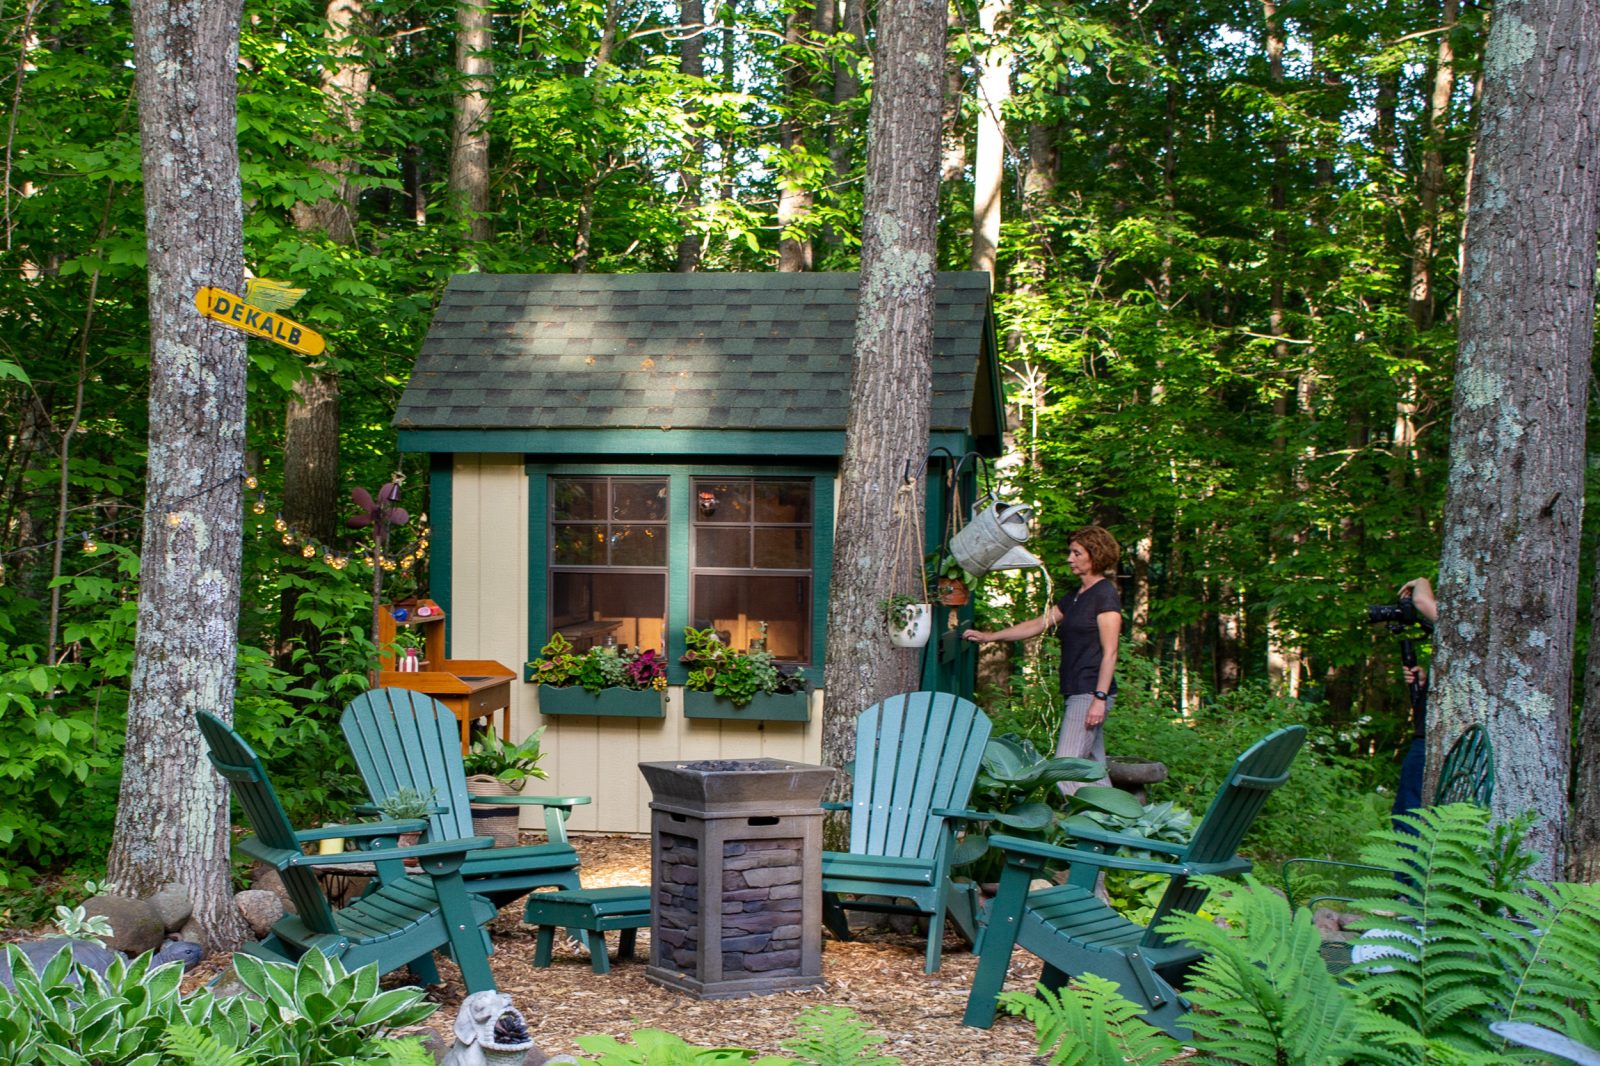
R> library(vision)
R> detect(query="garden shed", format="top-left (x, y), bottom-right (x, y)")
top-left (394, 271), bottom-right (1004, 833)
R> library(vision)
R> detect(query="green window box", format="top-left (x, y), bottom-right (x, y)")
top-left (681, 689), bottom-right (811, 722)
top-left (538, 686), bottom-right (665, 718)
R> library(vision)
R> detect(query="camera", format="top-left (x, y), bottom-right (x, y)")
top-left (1367, 596), bottom-right (1420, 626)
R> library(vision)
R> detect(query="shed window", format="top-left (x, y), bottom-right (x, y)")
top-left (548, 476), bottom-right (668, 653)
top-left (691, 478), bottom-right (812, 663)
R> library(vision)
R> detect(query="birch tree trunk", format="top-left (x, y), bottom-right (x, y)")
top-left (448, 0), bottom-right (493, 243)
top-left (105, 0), bottom-right (250, 949)
top-left (1430, 0), bottom-right (1600, 879)
top-left (821, 0), bottom-right (945, 775)
top-left (970, 0), bottom-right (1010, 276)
top-left (776, 2), bottom-right (814, 271)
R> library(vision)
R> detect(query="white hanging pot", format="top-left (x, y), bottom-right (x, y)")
top-left (949, 498), bottom-right (1038, 577)
top-left (889, 603), bottom-right (933, 648)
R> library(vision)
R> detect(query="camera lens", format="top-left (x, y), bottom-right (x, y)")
top-left (1367, 604), bottom-right (1402, 624)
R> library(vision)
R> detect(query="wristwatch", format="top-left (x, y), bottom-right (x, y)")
top-left (1093, 690), bottom-right (1109, 701)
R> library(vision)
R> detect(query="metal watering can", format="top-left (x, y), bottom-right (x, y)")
top-left (948, 497), bottom-right (1043, 576)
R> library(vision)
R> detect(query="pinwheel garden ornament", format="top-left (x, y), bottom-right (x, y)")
top-left (350, 479), bottom-right (410, 643)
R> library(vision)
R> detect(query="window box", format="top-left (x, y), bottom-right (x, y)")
top-left (538, 685), bottom-right (665, 718)
top-left (681, 689), bottom-right (811, 722)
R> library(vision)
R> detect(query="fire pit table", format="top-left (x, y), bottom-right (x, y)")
top-left (639, 757), bottom-right (835, 999)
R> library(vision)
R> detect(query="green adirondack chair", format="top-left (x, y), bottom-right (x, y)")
top-left (340, 688), bottom-right (590, 911)
top-left (821, 690), bottom-right (992, 974)
top-left (962, 724), bottom-right (1306, 1036)
top-left (194, 711), bottom-right (498, 992)
top-left (1281, 723), bottom-right (1494, 912)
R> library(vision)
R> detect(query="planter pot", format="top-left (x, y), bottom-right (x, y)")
top-left (466, 774), bottom-right (523, 848)
top-left (480, 1044), bottom-right (534, 1066)
top-left (681, 689), bottom-right (811, 722)
top-left (539, 685), bottom-right (665, 718)
top-left (888, 603), bottom-right (932, 648)
top-left (937, 577), bottom-right (970, 606)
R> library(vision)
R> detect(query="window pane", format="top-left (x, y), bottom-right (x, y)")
top-left (552, 524), bottom-right (605, 565)
top-left (693, 480), bottom-right (750, 524)
top-left (551, 478), bottom-right (605, 521)
top-left (551, 572), bottom-right (667, 653)
top-left (696, 527), bottom-right (749, 568)
top-left (755, 480), bottom-right (811, 524)
top-left (692, 574), bottom-right (810, 662)
top-left (613, 479), bottom-right (668, 521)
top-left (753, 528), bottom-right (810, 569)
top-left (611, 524), bottom-right (667, 566)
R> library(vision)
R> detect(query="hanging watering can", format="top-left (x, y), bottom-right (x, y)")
top-left (949, 498), bottom-right (1043, 577)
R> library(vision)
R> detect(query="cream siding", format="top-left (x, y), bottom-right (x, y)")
top-left (447, 454), bottom-right (825, 836)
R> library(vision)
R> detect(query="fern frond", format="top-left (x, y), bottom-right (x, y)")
top-left (163, 1023), bottom-right (255, 1066)
top-left (1498, 879), bottom-right (1600, 1038)
top-left (999, 975), bottom-right (1180, 1066)
top-left (781, 1006), bottom-right (899, 1066)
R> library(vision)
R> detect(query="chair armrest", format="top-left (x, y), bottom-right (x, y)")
top-left (931, 807), bottom-right (985, 821)
top-left (820, 801), bottom-right (850, 812)
top-left (351, 803), bottom-right (449, 818)
top-left (990, 833), bottom-right (1195, 877)
top-left (297, 835), bottom-right (496, 867)
top-left (468, 794), bottom-right (592, 808)
top-left (1057, 822), bottom-right (1189, 856)
top-left (296, 819), bottom-right (427, 844)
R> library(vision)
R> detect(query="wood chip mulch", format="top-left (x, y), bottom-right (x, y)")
top-left (183, 832), bottom-right (1051, 1062)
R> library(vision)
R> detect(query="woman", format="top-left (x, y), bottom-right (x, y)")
top-left (963, 524), bottom-right (1122, 793)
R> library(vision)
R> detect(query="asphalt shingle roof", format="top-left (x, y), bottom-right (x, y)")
top-left (394, 272), bottom-right (995, 434)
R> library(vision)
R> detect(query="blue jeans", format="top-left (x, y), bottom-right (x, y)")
top-left (1392, 736), bottom-right (1426, 834)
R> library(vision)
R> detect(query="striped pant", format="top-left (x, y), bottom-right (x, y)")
top-left (1056, 693), bottom-right (1112, 796)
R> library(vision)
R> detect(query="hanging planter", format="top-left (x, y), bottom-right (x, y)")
top-left (936, 573), bottom-right (970, 606)
top-left (883, 594), bottom-right (932, 648)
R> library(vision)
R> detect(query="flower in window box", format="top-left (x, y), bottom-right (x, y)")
top-left (680, 626), bottom-right (808, 707)
top-left (530, 633), bottom-right (669, 693)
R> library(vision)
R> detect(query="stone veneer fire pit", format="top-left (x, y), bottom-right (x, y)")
top-left (639, 757), bottom-right (835, 999)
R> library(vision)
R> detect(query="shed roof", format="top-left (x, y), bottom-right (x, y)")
top-left (394, 271), bottom-right (1001, 452)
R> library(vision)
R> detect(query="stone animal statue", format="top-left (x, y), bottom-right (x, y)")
top-left (442, 990), bottom-right (578, 1066)
top-left (0, 938), bottom-right (203, 992)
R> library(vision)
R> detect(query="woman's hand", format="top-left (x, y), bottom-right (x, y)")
top-left (962, 629), bottom-right (991, 643)
top-left (1086, 698), bottom-right (1107, 727)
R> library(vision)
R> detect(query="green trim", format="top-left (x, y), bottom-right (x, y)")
top-left (429, 456), bottom-right (453, 658)
top-left (681, 689), bottom-right (812, 722)
top-left (810, 474), bottom-right (834, 669)
top-left (665, 470), bottom-right (691, 684)
top-left (401, 429), bottom-right (846, 457)
top-left (526, 470), bottom-right (549, 673)
top-left (537, 687), bottom-right (665, 719)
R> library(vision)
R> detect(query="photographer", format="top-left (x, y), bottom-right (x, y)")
top-left (1391, 577), bottom-right (1438, 821)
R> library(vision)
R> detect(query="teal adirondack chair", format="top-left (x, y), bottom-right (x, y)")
top-left (194, 712), bottom-right (498, 992)
top-left (963, 724), bottom-right (1306, 1036)
top-left (821, 691), bottom-right (992, 974)
top-left (340, 689), bottom-right (589, 910)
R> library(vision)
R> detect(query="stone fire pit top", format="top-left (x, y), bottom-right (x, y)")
top-left (639, 758), bottom-right (835, 816)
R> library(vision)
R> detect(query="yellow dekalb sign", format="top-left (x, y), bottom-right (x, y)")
top-left (194, 287), bottom-right (325, 356)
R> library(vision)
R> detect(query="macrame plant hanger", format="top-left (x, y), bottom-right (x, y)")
top-left (891, 479), bottom-right (930, 608)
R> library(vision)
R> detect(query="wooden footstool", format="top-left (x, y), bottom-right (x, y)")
top-left (524, 886), bottom-right (651, 975)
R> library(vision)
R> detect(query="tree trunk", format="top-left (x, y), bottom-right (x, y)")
top-left (277, 369), bottom-right (341, 662)
top-left (676, 0), bottom-right (705, 272)
top-left (938, 6), bottom-right (965, 186)
top-left (448, 0), bottom-right (493, 243)
top-left (1430, 0), bottom-right (1600, 880)
top-left (821, 0), bottom-right (946, 778)
top-left (969, 0), bottom-right (1010, 275)
top-left (106, 0), bottom-right (250, 950)
top-left (1572, 552), bottom-right (1600, 878)
top-left (289, 0), bottom-right (372, 244)
top-left (777, 3), bottom-right (815, 271)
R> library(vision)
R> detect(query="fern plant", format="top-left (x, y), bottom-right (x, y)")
top-left (780, 1006), bottom-right (901, 1066)
top-left (999, 975), bottom-right (1180, 1066)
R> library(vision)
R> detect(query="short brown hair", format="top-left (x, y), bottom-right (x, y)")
top-left (1070, 525), bottom-right (1120, 576)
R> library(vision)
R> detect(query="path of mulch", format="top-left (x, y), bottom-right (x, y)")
top-left (185, 833), bottom-right (1050, 1062)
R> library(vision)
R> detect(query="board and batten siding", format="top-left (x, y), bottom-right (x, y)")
top-left (446, 453), bottom-right (824, 835)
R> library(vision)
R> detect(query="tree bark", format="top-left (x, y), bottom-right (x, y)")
top-left (969, 0), bottom-right (1010, 275)
top-left (777, 2), bottom-right (815, 271)
top-left (1430, 0), bottom-right (1600, 879)
top-left (448, 0), bottom-right (493, 244)
top-left (821, 0), bottom-right (946, 777)
top-left (289, 0), bottom-right (372, 244)
top-left (676, 0), bottom-right (705, 272)
top-left (106, 0), bottom-right (250, 949)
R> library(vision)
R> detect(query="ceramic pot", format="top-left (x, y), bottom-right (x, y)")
top-left (888, 603), bottom-right (932, 648)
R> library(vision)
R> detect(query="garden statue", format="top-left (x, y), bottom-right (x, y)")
top-left (443, 989), bottom-right (578, 1066)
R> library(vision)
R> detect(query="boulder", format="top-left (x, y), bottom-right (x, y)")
top-left (249, 862), bottom-right (297, 914)
top-left (81, 894), bottom-right (165, 956)
top-left (177, 916), bottom-right (209, 954)
top-left (147, 884), bottom-right (194, 933)
top-left (234, 889), bottom-right (286, 939)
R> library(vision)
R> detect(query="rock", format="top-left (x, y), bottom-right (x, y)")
top-left (1312, 907), bottom-right (1347, 941)
top-left (0, 938), bottom-right (119, 990)
top-left (82, 894), bottom-right (165, 956)
top-left (147, 884), bottom-right (194, 933)
top-left (235, 889), bottom-right (285, 938)
top-left (177, 916), bottom-right (210, 954)
top-left (1105, 757), bottom-right (1169, 787)
top-left (154, 940), bottom-right (205, 968)
top-left (249, 862), bottom-right (297, 914)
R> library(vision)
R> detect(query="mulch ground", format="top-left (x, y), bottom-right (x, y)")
top-left (183, 832), bottom-right (1051, 1062)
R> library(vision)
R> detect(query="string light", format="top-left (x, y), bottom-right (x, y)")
top-left (82, 535), bottom-right (98, 554)
top-left (252, 495), bottom-right (266, 515)
top-left (167, 512), bottom-right (182, 527)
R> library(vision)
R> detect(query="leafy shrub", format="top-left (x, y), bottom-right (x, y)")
top-left (1000, 803), bottom-right (1600, 1066)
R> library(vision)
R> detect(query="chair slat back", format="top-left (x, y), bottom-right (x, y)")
top-left (1143, 725), bottom-right (1306, 942)
top-left (1434, 724), bottom-right (1494, 807)
top-left (849, 692), bottom-right (991, 859)
top-left (194, 712), bottom-right (340, 933)
top-left (341, 689), bottom-right (476, 844)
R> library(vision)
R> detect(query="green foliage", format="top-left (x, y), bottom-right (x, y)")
top-left (999, 974), bottom-right (1181, 1066)
top-left (374, 786), bottom-right (436, 820)
top-left (0, 945), bottom-right (434, 1066)
top-left (571, 1028), bottom-right (796, 1065)
top-left (46, 903), bottom-right (114, 943)
top-left (531, 633), bottom-right (669, 694)
top-left (680, 627), bottom-right (807, 707)
top-left (878, 593), bottom-right (922, 632)
top-left (462, 727), bottom-right (549, 786)
top-left (1001, 804), bottom-right (1600, 1066)
top-left (780, 1006), bottom-right (900, 1066)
